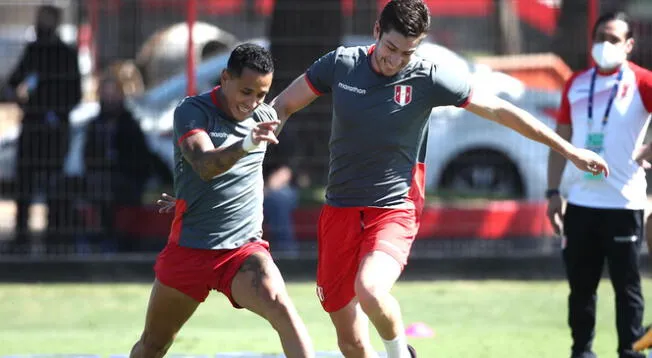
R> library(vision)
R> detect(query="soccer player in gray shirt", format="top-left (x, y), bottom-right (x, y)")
top-left (270, 1), bottom-right (609, 357)
top-left (129, 44), bottom-right (314, 358)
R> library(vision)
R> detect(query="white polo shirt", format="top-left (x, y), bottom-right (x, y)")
top-left (559, 61), bottom-right (652, 210)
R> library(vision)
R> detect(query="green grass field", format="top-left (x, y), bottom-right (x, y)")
top-left (2, 279), bottom-right (652, 357)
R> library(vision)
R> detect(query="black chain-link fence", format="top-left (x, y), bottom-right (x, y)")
top-left (0, 0), bottom-right (650, 260)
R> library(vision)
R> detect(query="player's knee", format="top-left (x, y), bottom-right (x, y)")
top-left (337, 336), bottom-right (368, 357)
top-left (258, 288), bottom-right (293, 322)
top-left (355, 280), bottom-right (383, 311)
top-left (568, 290), bottom-right (595, 302)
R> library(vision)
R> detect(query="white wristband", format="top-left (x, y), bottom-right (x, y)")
top-left (241, 130), bottom-right (258, 152)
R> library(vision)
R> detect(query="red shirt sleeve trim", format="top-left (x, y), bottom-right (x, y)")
top-left (177, 128), bottom-right (206, 145)
top-left (458, 88), bottom-right (473, 108)
top-left (557, 71), bottom-right (585, 125)
top-left (304, 73), bottom-right (323, 96)
top-left (629, 61), bottom-right (652, 114)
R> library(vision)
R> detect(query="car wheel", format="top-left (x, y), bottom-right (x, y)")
top-left (437, 150), bottom-right (524, 199)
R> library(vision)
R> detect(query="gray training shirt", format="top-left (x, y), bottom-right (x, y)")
top-left (170, 87), bottom-right (277, 250)
top-left (305, 45), bottom-right (473, 208)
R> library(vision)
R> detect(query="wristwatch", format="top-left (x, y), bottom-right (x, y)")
top-left (545, 189), bottom-right (560, 199)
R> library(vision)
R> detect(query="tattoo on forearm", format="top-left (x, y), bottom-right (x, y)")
top-left (182, 141), bottom-right (247, 180)
top-left (239, 255), bottom-right (268, 293)
top-left (199, 142), bottom-right (247, 177)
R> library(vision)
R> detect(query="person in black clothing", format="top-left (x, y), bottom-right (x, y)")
top-left (4, 5), bottom-right (81, 252)
top-left (84, 74), bottom-right (171, 252)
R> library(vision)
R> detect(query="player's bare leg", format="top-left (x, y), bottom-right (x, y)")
top-left (231, 252), bottom-right (314, 358)
top-left (355, 251), bottom-right (410, 358)
top-left (130, 279), bottom-right (200, 358)
top-left (329, 298), bottom-right (378, 358)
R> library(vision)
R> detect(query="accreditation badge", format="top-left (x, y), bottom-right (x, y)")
top-left (584, 132), bottom-right (605, 180)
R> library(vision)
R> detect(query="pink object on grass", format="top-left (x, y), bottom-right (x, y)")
top-left (405, 322), bottom-right (435, 338)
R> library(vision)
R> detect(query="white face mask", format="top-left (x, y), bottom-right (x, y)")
top-left (591, 41), bottom-right (627, 70)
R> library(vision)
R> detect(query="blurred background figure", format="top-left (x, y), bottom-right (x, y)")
top-left (3, 4), bottom-right (81, 254)
top-left (82, 73), bottom-right (171, 253)
top-left (263, 127), bottom-right (301, 255)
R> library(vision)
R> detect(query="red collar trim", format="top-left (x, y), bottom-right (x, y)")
top-left (210, 86), bottom-right (222, 109)
top-left (367, 45), bottom-right (383, 76)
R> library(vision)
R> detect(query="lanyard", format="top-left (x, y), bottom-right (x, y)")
top-left (587, 67), bottom-right (624, 132)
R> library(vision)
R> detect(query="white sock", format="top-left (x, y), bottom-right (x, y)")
top-left (382, 335), bottom-right (410, 358)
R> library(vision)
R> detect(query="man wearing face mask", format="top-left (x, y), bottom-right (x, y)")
top-left (3, 5), bottom-right (81, 253)
top-left (546, 12), bottom-right (652, 358)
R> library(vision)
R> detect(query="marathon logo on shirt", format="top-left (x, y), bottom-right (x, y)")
top-left (209, 131), bottom-right (228, 139)
top-left (337, 82), bottom-right (366, 94)
top-left (394, 85), bottom-right (412, 106)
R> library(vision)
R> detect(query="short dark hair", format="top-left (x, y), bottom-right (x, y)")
top-left (378, 0), bottom-right (430, 37)
top-left (592, 12), bottom-right (633, 39)
top-left (226, 43), bottom-right (274, 77)
top-left (38, 5), bottom-right (62, 24)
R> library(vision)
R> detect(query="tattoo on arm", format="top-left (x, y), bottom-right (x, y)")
top-left (180, 139), bottom-right (248, 181)
top-left (238, 254), bottom-right (269, 294)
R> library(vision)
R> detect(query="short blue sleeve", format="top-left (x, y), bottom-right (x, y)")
top-left (429, 63), bottom-right (473, 108)
top-left (305, 49), bottom-right (339, 95)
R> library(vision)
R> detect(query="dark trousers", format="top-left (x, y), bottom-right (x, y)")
top-left (14, 117), bottom-right (70, 247)
top-left (563, 203), bottom-right (645, 358)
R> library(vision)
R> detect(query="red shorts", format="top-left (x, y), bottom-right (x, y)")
top-left (154, 240), bottom-right (271, 306)
top-left (316, 205), bottom-right (421, 312)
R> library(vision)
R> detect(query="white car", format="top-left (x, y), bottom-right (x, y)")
top-left (425, 82), bottom-right (563, 200)
top-left (0, 36), bottom-right (564, 201)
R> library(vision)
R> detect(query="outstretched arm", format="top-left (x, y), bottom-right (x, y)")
top-left (180, 120), bottom-right (280, 181)
top-left (464, 90), bottom-right (609, 176)
top-left (271, 48), bottom-right (338, 135)
top-left (270, 74), bottom-right (320, 135)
